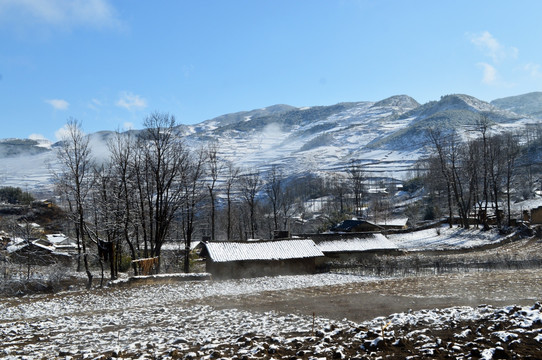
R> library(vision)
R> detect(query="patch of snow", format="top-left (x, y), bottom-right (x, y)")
top-left (388, 225), bottom-right (505, 251)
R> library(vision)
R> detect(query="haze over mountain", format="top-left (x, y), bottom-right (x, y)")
top-left (0, 92), bottom-right (540, 193)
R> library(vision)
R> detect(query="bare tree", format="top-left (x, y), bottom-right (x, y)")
top-left (349, 160), bottom-right (365, 217)
top-left (205, 141), bottom-right (222, 241)
top-left (134, 112), bottom-right (187, 271)
top-left (180, 148), bottom-right (207, 273)
top-left (280, 183), bottom-right (297, 231)
top-left (89, 163), bottom-right (120, 283)
top-left (264, 165), bottom-right (284, 231)
top-left (240, 170), bottom-right (262, 240)
top-left (55, 118), bottom-right (94, 288)
top-left (476, 115), bottom-right (491, 229)
top-left (224, 161), bottom-right (240, 241)
top-left (426, 127), bottom-right (455, 228)
top-left (487, 135), bottom-right (506, 227)
top-left (330, 174), bottom-right (349, 215)
top-left (503, 133), bottom-right (520, 226)
top-left (107, 131), bottom-right (140, 274)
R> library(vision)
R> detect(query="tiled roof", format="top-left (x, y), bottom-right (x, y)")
top-left (203, 239), bottom-right (324, 263)
top-left (316, 234), bottom-right (398, 253)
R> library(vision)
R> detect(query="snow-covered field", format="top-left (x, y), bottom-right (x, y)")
top-left (388, 225), bottom-right (510, 251)
top-left (0, 274), bottom-right (363, 358)
top-left (2, 221), bottom-right (542, 358)
top-left (1, 271), bottom-right (542, 359)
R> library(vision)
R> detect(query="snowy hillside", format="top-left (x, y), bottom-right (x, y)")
top-left (492, 91), bottom-right (542, 118)
top-left (0, 92), bottom-right (538, 192)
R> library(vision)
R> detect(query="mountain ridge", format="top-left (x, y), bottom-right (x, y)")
top-left (0, 92), bottom-right (540, 192)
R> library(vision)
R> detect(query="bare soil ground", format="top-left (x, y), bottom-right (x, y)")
top-left (206, 268), bottom-right (542, 323)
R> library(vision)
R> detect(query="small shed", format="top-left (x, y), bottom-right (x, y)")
top-left (198, 239), bottom-right (324, 279)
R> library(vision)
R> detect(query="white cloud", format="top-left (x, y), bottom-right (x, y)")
top-left (54, 124), bottom-right (70, 141)
top-left (45, 98), bottom-right (69, 110)
top-left (123, 122), bottom-right (134, 130)
top-left (0, 0), bottom-right (121, 30)
top-left (88, 98), bottom-right (103, 111)
top-left (523, 63), bottom-right (542, 79)
top-left (469, 31), bottom-right (518, 63)
top-left (54, 123), bottom-right (87, 141)
top-left (28, 133), bottom-right (47, 141)
top-left (478, 62), bottom-right (497, 85)
top-left (116, 91), bottom-right (147, 111)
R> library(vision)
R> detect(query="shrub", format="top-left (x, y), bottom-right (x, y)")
top-left (119, 254), bottom-right (133, 273)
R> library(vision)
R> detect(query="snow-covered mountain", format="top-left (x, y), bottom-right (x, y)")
top-left (0, 93), bottom-right (538, 192)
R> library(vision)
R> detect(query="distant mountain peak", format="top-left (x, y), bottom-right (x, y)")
top-left (372, 95), bottom-right (420, 109)
top-left (435, 94), bottom-right (495, 112)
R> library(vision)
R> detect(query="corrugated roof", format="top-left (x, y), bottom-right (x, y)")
top-left (203, 239), bottom-right (324, 263)
top-left (316, 234), bottom-right (398, 253)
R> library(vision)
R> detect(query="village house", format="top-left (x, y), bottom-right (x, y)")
top-left (45, 233), bottom-right (77, 253)
top-left (198, 239), bottom-right (324, 279)
top-left (7, 238), bottom-right (72, 265)
top-left (330, 219), bottom-right (383, 233)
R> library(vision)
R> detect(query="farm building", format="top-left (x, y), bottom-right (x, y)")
top-left (314, 233), bottom-right (400, 262)
top-left (198, 239), bottom-right (324, 279)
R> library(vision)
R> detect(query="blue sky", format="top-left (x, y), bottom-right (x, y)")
top-left (1, 0), bottom-right (541, 141)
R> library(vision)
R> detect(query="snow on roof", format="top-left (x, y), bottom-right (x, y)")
top-left (45, 233), bottom-right (75, 246)
top-left (161, 241), bottom-right (200, 251)
top-left (511, 198), bottom-right (542, 213)
top-left (376, 218), bottom-right (408, 227)
top-left (316, 234), bottom-right (398, 253)
top-left (6, 239), bottom-right (55, 254)
top-left (203, 239), bottom-right (324, 263)
top-left (18, 222), bottom-right (41, 229)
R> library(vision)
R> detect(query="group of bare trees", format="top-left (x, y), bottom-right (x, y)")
top-left (55, 115), bottom-right (208, 286)
top-left (54, 114), bottom-right (333, 286)
top-left (424, 116), bottom-right (521, 229)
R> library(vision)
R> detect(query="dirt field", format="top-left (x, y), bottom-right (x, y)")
top-left (205, 268), bottom-right (542, 323)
